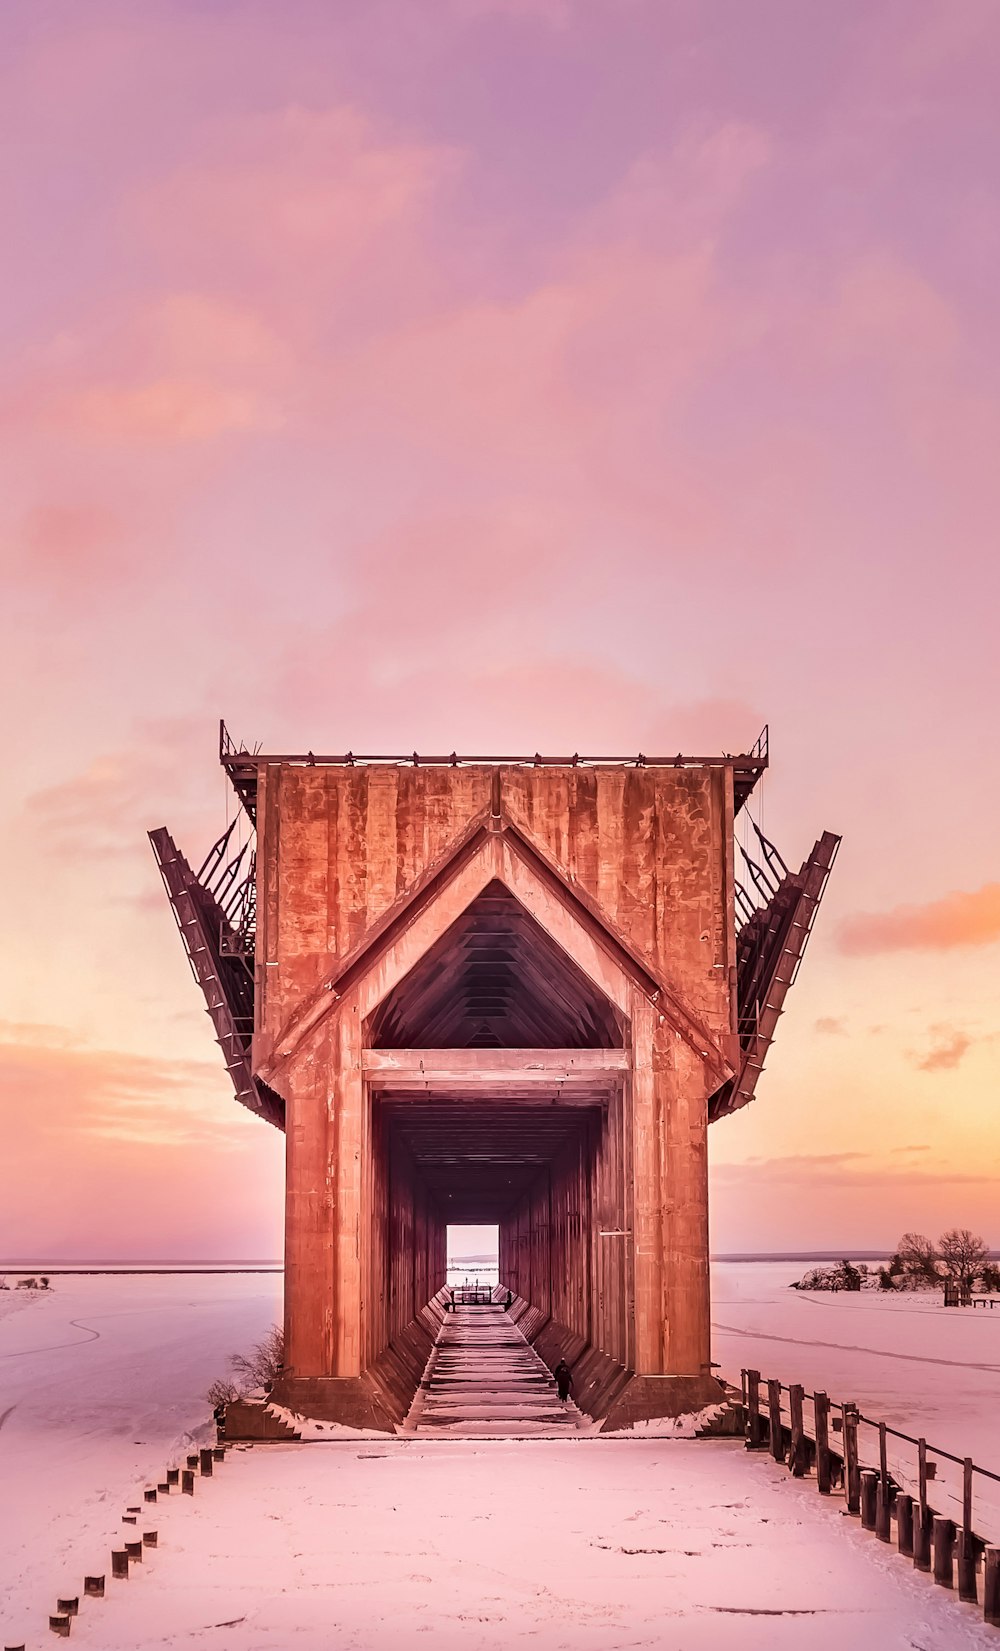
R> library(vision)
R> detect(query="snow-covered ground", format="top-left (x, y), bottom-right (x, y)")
top-left (20, 1436), bottom-right (1000, 1650)
top-left (0, 1271), bottom-right (280, 1646)
top-left (4, 1261), bottom-right (1000, 1646)
top-left (712, 1260), bottom-right (1000, 1539)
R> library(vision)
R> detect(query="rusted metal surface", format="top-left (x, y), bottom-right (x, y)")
top-left (148, 826), bottom-right (284, 1129)
top-left (709, 828), bottom-right (841, 1122)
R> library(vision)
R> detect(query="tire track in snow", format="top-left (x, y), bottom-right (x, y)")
top-left (712, 1320), bottom-right (1000, 1374)
top-left (0, 1318), bottom-right (101, 1359)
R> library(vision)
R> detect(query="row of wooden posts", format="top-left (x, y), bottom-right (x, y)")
top-left (742, 1368), bottom-right (1000, 1629)
top-left (3, 1444), bottom-right (227, 1647)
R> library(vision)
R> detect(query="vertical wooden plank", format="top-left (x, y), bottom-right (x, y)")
top-left (768, 1380), bottom-right (784, 1462)
top-left (787, 1385), bottom-right (806, 1476)
top-left (814, 1392), bottom-right (831, 1490)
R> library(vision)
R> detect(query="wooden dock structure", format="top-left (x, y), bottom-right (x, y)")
top-left (150, 724), bottom-right (838, 1431)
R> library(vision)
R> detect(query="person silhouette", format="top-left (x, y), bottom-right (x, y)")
top-left (553, 1358), bottom-right (573, 1402)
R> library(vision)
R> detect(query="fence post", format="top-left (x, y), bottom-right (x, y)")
top-left (896, 1493), bottom-right (914, 1556)
top-left (875, 1422), bottom-right (891, 1541)
top-left (860, 1469), bottom-right (878, 1531)
top-left (814, 1392), bottom-right (832, 1494)
top-left (843, 1405), bottom-right (860, 1515)
top-left (788, 1384), bottom-right (807, 1477)
top-left (932, 1517), bottom-right (956, 1587)
top-left (767, 1380), bottom-right (784, 1463)
top-left (745, 1370), bottom-right (766, 1450)
top-left (958, 1458), bottom-right (977, 1603)
top-left (984, 1547), bottom-right (1000, 1626)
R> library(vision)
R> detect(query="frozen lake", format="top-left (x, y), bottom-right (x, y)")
top-left (3, 1260), bottom-right (1000, 1640)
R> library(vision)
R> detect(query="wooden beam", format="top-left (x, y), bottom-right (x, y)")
top-left (364, 1048), bottom-right (628, 1087)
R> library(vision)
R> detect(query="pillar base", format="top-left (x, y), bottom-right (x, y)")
top-left (269, 1375), bottom-right (400, 1432)
top-left (600, 1373), bottom-right (726, 1431)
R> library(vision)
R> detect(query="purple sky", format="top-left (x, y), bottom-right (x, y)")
top-left (1, 0), bottom-right (999, 1258)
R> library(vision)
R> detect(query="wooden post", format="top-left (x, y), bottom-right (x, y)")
top-left (213, 1445), bottom-right (225, 1461)
top-left (787, 1384), bottom-right (806, 1477)
top-left (142, 1531), bottom-right (158, 1549)
top-left (958, 1530), bottom-right (978, 1604)
top-left (932, 1517), bottom-right (956, 1587)
top-left (767, 1380), bottom-right (784, 1462)
top-left (984, 1547), bottom-right (1000, 1626)
top-left (875, 1423), bottom-right (891, 1541)
top-left (186, 1453), bottom-right (199, 1469)
top-left (166, 1468), bottom-right (179, 1486)
top-left (181, 1470), bottom-right (195, 1495)
top-left (144, 1488), bottom-right (157, 1502)
top-left (199, 1447), bottom-right (214, 1475)
top-left (914, 1503), bottom-right (933, 1572)
top-left (48, 1618), bottom-right (70, 1639)
top-left (814, 1392), bottom-right (832, 1494)
top-left (125, 1541), bottom-right (143, 1563)
top-left (896, 1492), bottom-right (914, 1556)
top-left (860, 1469), bottom-right (878, 1531)
top-left (56, 1599), bottom-right (78, 1617)
top-left (83, 1577), bottom-right (105, 1599)
top-left (843, 1405), bottom-right (860, 1514)
top-left (958, 1457), bottom-right (977, 1603)
top-left (111, 1550), bottom-right (129, 1580)
top-left (157, 1481), bottom-right (170, 1494)
top-left (745, 1370), bottom-right (766, 1450)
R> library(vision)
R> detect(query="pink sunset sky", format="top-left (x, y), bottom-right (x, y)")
top-left (1, 0), bottom-right (998, 1260)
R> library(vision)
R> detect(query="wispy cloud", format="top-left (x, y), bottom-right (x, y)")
top-left (913, 1027), bottom-right (974, 1072)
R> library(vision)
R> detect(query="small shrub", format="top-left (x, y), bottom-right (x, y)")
top-left (204, 1326), bottom-right (284, 1409)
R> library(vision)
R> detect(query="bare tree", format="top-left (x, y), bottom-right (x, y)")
top-left (938, 1228), bottom-right (989, 1293)
top-left (204, 1325), bottom-right (285, 1410)
top-left (895, 1233), bottom-right (940, 1286)
top-left (230, 1325), bottom-right (284, 1391)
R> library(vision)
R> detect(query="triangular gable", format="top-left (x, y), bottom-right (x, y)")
top-left (257, 806), bottom-right (732, 1087)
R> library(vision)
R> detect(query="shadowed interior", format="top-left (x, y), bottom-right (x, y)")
top-left (364, 884), bottom-right (632, 1420)
top-left (367, 881), bottom-right (623, 1048)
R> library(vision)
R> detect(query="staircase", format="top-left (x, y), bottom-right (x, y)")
top-left (405, 1306), bottom-right (590, 1436)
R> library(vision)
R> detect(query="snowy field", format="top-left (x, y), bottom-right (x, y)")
top-left (711, 1261), bottom-right (1000, 1539)
top-left (3, 1261), bottom-right (1000, 1646)
top-left (9, 1436), bottom-right (999, 1651)
top-left (0, 1271), bottom-right (280, 1646)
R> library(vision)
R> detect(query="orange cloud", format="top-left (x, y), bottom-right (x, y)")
top-left (839, 883), bottom-right (1000, 953)
top-left (33, 377), bottom-right (277, 444)
top-left (914, 1029), bottom-right (973, 1073)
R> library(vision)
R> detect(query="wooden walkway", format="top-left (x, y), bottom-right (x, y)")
top-left (404, 1306), bottom-right (590, 1436)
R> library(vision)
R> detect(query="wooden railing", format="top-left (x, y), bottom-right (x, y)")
top-left (742, 1368), bottom-right (1000, 1627)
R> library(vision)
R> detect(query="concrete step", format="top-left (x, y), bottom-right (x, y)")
top-left (404, 1306), bottom-right (589, 1437)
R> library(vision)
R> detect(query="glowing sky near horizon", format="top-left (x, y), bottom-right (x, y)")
top-left (1, 0), bottom-right (998, 1261)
